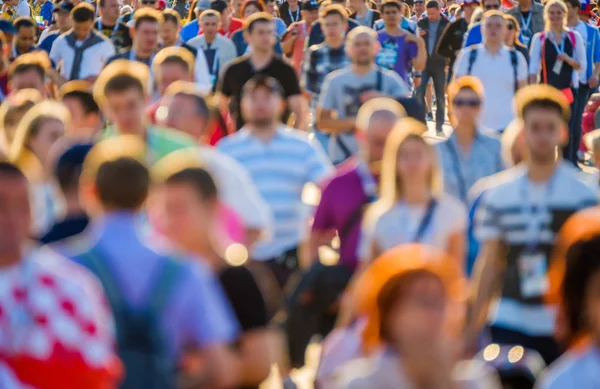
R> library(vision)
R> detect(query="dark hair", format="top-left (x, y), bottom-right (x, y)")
top-left (165, 167), bottom-right (218, 202)
top-left (241, 74), bottom-right (284, 98)
top-left (95, 157), bottom-right (150, 210)
top-left (55, 144), bottom-right (93, 192)
top-left (320, 4), bottom-right (348, 21)
top-left (381, 0), bottom-right (403, 12)
top-left (71, 3), bottom-right (96, 22)
top-left (103, 73), bottom-right (145, 99)
top-left (522, 99), bottom-right (565, 120)
top-left (241, 0), bottom-right (265, 16)
top-left (134, 8), bottom-right (164, 29)
top-left (63, 89), bottom-right (100, 116)
top-left (13, 17), bottom-right (36, 32)
top-left (245, 12), bottom-right (272, 32)
top-left (162, 8), bottom-right (180, 25)
top-left (174, 91), bottom-right (210, 117)
top-left (564, 0), bottom-right (580, 9)
top-left (9, 62), bottom-right (45, 82)
top-left (562, 236), bottom-right (600, 340)
top-left (0, 161), bottom-right (26, 180)
top-left (426, 0), bottom-right (439, 8)
top-left (377, 270), bottom-right (442, 344)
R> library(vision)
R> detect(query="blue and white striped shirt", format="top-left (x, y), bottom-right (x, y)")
top-left (217, 126), bottom-right (334, 260)
top-left (536, 346), bottom-right (600, 389)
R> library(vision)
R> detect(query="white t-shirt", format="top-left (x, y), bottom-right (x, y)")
top-left (528, 30), bottom-right (586, 87)
top-left (573, 21), bottom-right (590, 83)
top-left (49, 33), bottom-right (116, 81)
top-left (15, 0), bottom-right (31, 17)
top-left (359, 193), bottom-right (467, 261)
top-left (453, 44), bottom-right (528, 131)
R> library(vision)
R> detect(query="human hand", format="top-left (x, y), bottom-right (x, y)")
top-left (590, 75), bottom-right (599, 89)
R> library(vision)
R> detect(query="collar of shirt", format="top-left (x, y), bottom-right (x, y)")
top-left (355, 159), bottom-right (378, 200)
top-left (88, 211), bottom-right (142, 243)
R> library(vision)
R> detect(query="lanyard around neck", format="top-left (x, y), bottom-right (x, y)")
top-left (97, 18), bottom-right (120, 38)
top-left (288, 6), bottom-right (300, 22)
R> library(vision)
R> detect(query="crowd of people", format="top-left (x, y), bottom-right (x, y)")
top-left (1, 0), bottom-right (600, 387)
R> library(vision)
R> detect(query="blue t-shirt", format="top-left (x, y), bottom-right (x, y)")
top-left (37, 31), bottom-right (59, 53)
top-left (41, 1), bottom-right (53, 23)
top-left (180, 20), bottom-right (200, 42)
top-left (376, 32), bottom-right (417, 83)
top-left (464, 23), bottom-right (482, 47)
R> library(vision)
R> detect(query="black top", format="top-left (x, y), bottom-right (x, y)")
top-left (95, 20), bottom-right (132, 52)
top-left (217, 55), bottom-right (301, 130)
top-left (40, 215), bottom-right (89, 244)
top-left (541, 33), bottom-right (574, 90)
top-left (515, 43), bottom-right (530, 64)
top-left (278, 1), bottom-right (303, 26)
top-left (417, 16), bottom-right (450, 63)
top-left (219, 265), bottom-right (268, 332)
top-left (436, 18), bottom-right (468, 63)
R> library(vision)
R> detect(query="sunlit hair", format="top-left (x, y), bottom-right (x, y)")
top-left (514, 84), bottom-right (570, 120)
top-left (8, 101), bottom-right (70, 181)
top-left (199, 9), bottom-right (221, 22)
top-left (504, 14), bottom-right (525, 48)
top-left (8, 51), bottom-right (51, 80)
top-left (133, 7), bottom-right (165, 29)
top-left (544, 0), bottom-right (568, 31)
top-left (0, 88), bottom-right (43, 149)
top-left (152, 46), bottom-right (195, 79)
top-left (356, 97), bottom-right (406, 133)
top-left (448, 76), bottom-right (484, 103)
top-left (481, 9), bottom-right (504, 24)
top-left (151, 148), bottom-right (207, 184)
top-left (364, 119), bottom-right (443, 230)
top-left (81, 135), bottom-right (147, 183)
top-left (320, 4), bottom-right (348, 21)
top-left (93, 60), bottom-right (150, 108)
top-left (501, 118), bottom-right (525, 167)
top-left (470, 7), bottom-right (483, 25)
top-left (347, 25), bottom-right (378, 43)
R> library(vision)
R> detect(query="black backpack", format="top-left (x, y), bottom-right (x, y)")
top-left (467, 46), bottom-right (519, 92)
top-left (76, 247), bottom-right (183, 389)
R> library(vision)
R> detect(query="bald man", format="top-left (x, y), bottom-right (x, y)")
top-left (316, 27), bottom-right (410, 164)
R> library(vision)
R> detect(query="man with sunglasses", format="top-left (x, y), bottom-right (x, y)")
top-left (463, 0), bottom-right (500, 47)
top-left (506, 0), bottom-right (544, 46)
top-left (454, 11), bottom-right (528, 132)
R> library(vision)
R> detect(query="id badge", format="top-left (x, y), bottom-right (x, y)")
top-left (553, 60), bottom-right (564, 75)
top-left (521, 35), bottom-right (531, 46)
top-left (518, 252), bottom-right (549, 299)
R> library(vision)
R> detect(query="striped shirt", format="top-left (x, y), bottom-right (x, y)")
top-left (217, 126), bottom-right (334, 260)
top-left (435, 130), bottom-right (504, 204)
top-left (301, 43), bottom-right (351, 98)
top-left (536, 346), bottom-right (600, 389)
top-left (475, 163), bottom-right (598, 336)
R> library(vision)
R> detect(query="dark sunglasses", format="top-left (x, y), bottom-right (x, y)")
top-left (484, 4), bottom-right (500, 9)
top-left (507, 23), bottom-right (515, 30)
top-left (141, 0), bottom-right (157, 4)
top-left (453, 98), bottom-right (481, 107)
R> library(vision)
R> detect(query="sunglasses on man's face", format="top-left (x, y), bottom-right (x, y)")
top-left (141, 0), bottom-right (157, 4)
top-left (453, 98), bottom-right (481, 107)
top-left (484, 4), bottom-right (500, 9)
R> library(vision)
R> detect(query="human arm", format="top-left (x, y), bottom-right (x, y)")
top-left (407, 32), bottom-right (427, 72)
top-left (528, 33), bottom-right (542, 84)
top-left (308, 179), bottom-right (339, 267)
top-left (288, 95), bottom-right (308, 130)
top-left (559, 31), bottom-right (585, 72)
top-left (281, 23), bottom-right (298, 56)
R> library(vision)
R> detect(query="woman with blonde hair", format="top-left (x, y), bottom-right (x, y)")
top-left (504, 14), bottom-right (529, 63)
top-left (359, 118), bottom-right (467, 265)
top-left (9, 101), bottom-right (70, 236)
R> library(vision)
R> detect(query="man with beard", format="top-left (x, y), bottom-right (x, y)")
top-left (468, 85), bottom-right (598, 365)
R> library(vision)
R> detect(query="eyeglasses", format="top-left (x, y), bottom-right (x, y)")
top-left (484, 4), bottom-right (500, 9)
top-left (141, 0), bottom-right (157, 4)
top-left (453, 98), bottom-right (481, 107)
top-left (507, 23), bottom-right (515, 30)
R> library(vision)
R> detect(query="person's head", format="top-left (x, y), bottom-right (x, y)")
top-left (153, 156), bottom-right (219, 250)
top-left (13, 17), bottom-right (36, 51)
top-left (378, 269), bottom-right (448, 349)
top-left (152, 47), bottom-right (195, 96)
top-left (481, 10), bottom-right (505, 44)
top-left (321, 5), bottom-right (348, 41)
top-left (241, 0), bottom-right (265, 18)
top-left (356, 98), bottom-right (406, 164)
top-left (133, 8), bottom-right (163, 53)
top-left (481, 0), bottom-right (500, 11)
top-left (346, 27), bottom-right (379, 66)
top-left (9, 52), bottom-right (49, 96)
top-left (0, 163), bottom-right (30, 257)
top-left (210, 0), bottom-right (231, 22)
top-left (381, 0), bottom-right (403, 26)
top-left (448, 76), bottom-right (484, 128)
top-left (80, 135), bottom-right (150, 215)
top-left (60, 81), bottom-right (103, 137)
top-left (461, 0), bottom-right (479, 20)
top-left (414, 0), bottom-right (425, 15)
top-left (349, 0), bottom-right (369, 12)
top-left (9, 101), bottom-right (70, 174)
top-left (94, 61), bottom-right (150, 134)
top-left (564, 0), bottom-right (581, 21)
top-left (243, 12), bottom-right (275, 53)
top-left (0, 89), bottom-right (42, 149)
top-left (544, 0), bottom-right (568, 30)
top-left (504, 14), bottom-right (521, 46)
top-left (584, 130), bottom-right (600, 168)
top-left (3, 0), bottom-right (18, 7)
top-left (199, 10), bottom-right (221, 37)
top-left (501, 118), bottom-right (527, 167)
top-left (54, 143), bottom-right (93, 198)
top-left (161, 9), bottom-right (182, 46)
top-left (99, 0), bottom-right (120, 23)
top-left (138, 0), bottom-right (160, 10)
top-left (54, 1), bottom-right (75, 31)
top-left (240, 75), bottom-right (285, 127)
top-left (515, 85), bottom-right (570, 164)
top-left (425, 0), bottom-right (440, 21)
top-left (562, 236), bottom-right (600, 342)
top-left (231, 0), bottom-right (244, 17)
top-left (160, 81), bottom-right (210, 139)
top-left (518, 0), bottom-right (531, 8)
top-left (71, 3), bottom-right (96, 40)
top-left (380, 118), bottom-right (442, 203)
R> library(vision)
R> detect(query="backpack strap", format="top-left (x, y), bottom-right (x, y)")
top-left (509, 49), bottom-right (518, 92)
top-left (541, 33), bottom-right (548, 84)
top-left (375, 67), bottom-right (383, 92)
top-left (467, 47), bottom-right (478, 75)
top-left (567, 30), bottom-right (576, 48)
top-left (147, 258), bottom-right (183, 314)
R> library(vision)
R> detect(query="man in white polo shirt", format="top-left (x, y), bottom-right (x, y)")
top-left (49, 3), bottom-right (115, 84)
top-left (453, 10), bottom-right (528, 132)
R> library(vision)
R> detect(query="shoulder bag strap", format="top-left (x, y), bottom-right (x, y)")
top-left (541, 33), bottom-right (548, 84)
top-left (510, 49), bottom-right (518, 92)
top-left (147, 258), bottom-right (182, 314)
top-left (76, 246), bottom-right (124, 312)
top-left (467, 47), bottom-right (478, 75)
top-left (413, 199), bottom-right (438, 243)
